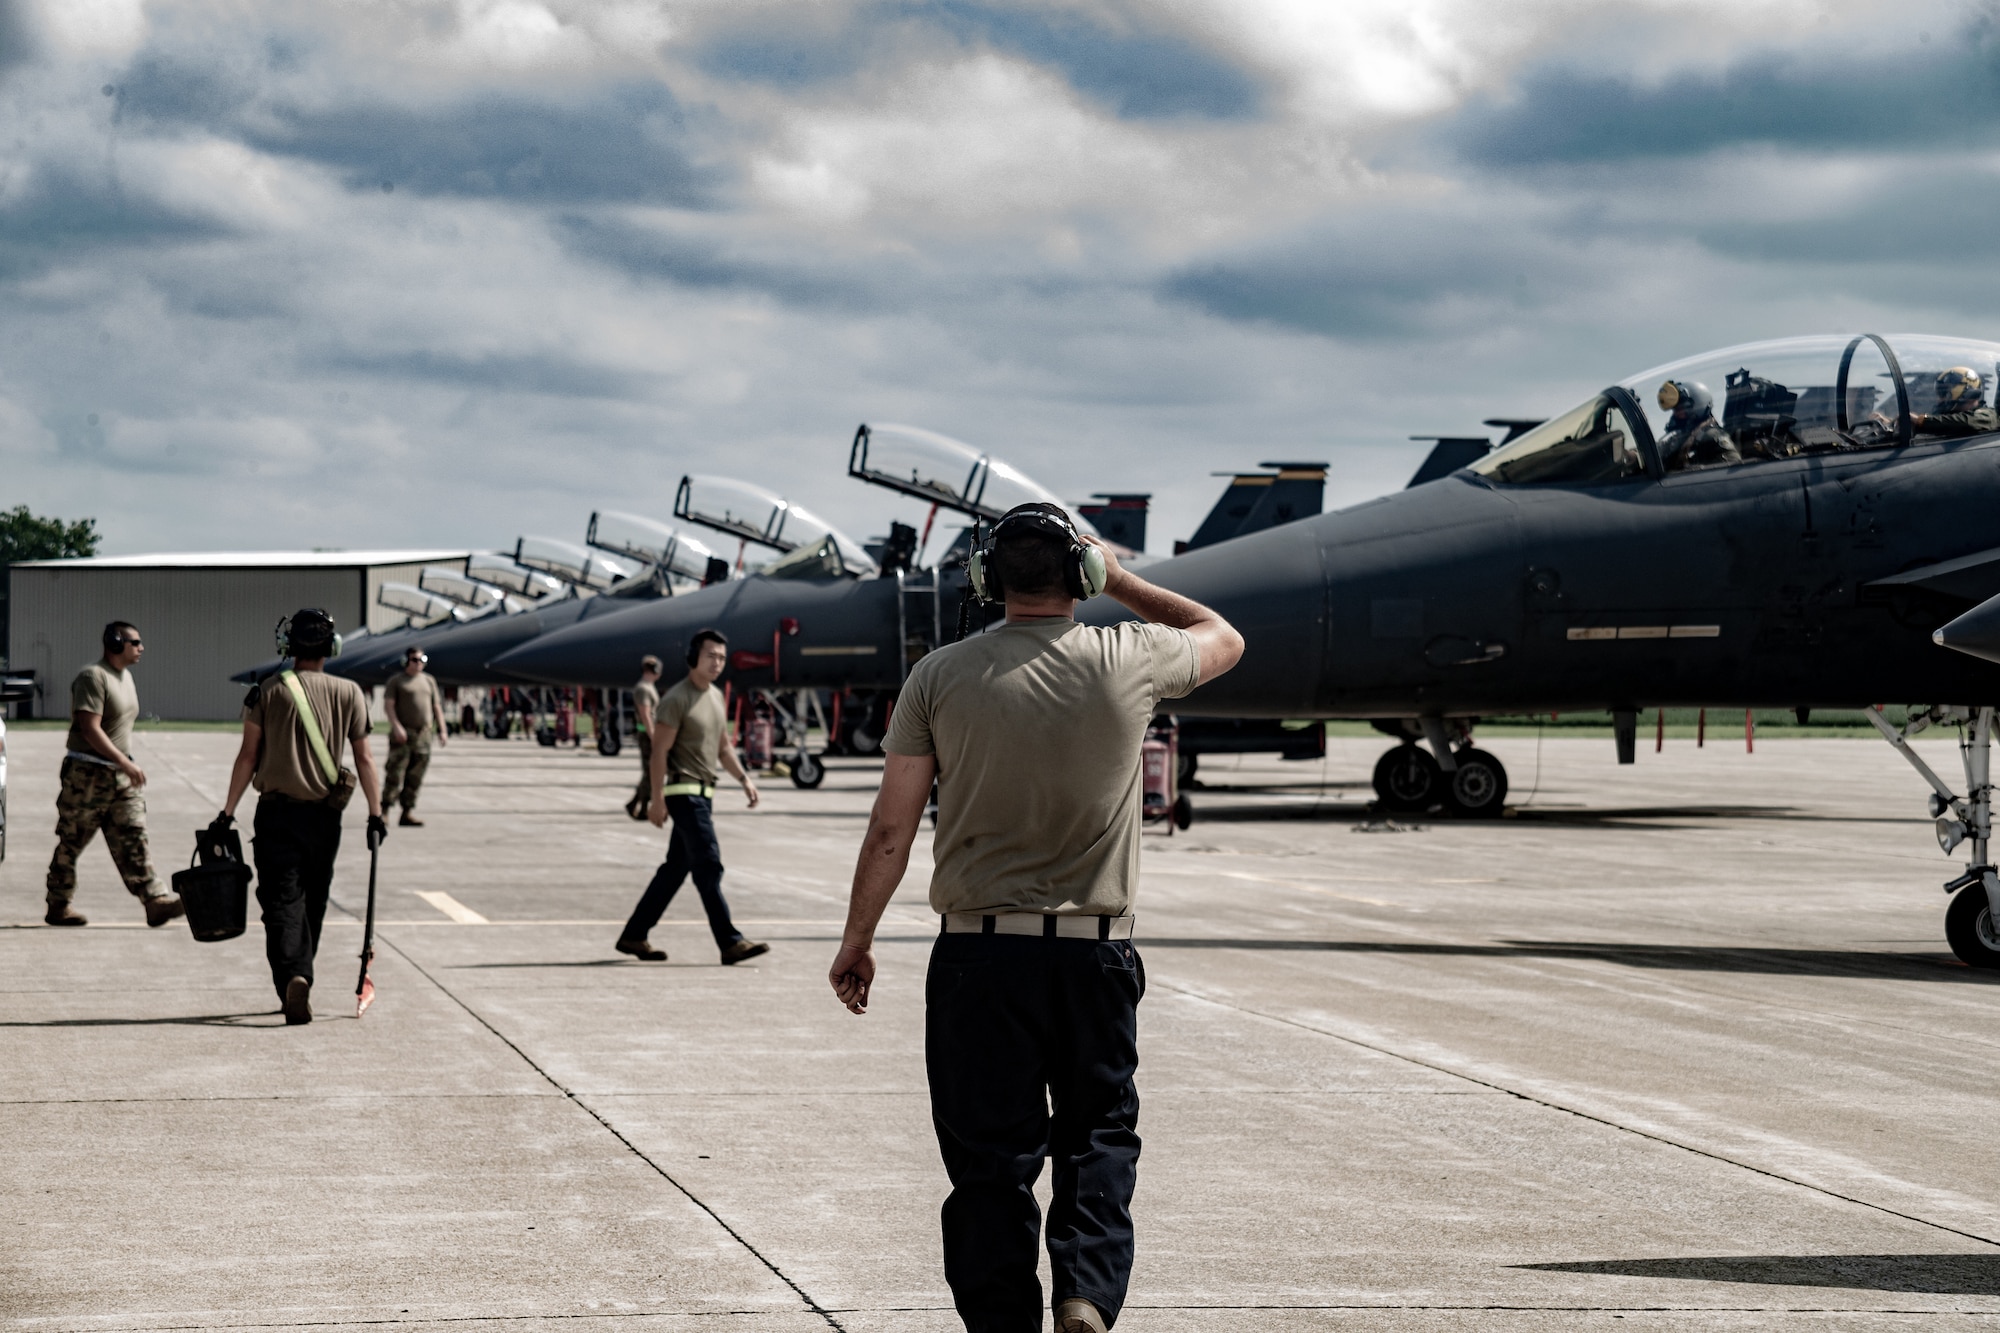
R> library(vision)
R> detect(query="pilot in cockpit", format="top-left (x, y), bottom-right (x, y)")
top-left (1910, 367), bottom-right (2000, 438)
top-left (1656, 380), bottom-right (1740, 471)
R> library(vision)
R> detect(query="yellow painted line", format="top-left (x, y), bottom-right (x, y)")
top-left (413, 891), bottom-right (489, 924)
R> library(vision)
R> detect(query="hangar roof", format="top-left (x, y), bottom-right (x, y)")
top-left (11, 550), bottom-right (469, 569)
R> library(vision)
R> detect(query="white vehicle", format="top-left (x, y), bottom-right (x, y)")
top-left (0, 673), bottom-right (39, 861)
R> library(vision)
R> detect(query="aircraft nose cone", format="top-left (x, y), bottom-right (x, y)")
top-left (1934, 592), bottom-right (2000, 665)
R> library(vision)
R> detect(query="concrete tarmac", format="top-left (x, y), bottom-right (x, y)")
top-left (5, 725), bottom-right (2000, 1330)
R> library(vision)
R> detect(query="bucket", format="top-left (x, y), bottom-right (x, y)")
top-left (172, 854), bottom-right (251, 943)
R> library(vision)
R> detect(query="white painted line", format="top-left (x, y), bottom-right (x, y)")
top-left (412, 891), bottom-right (489, 924)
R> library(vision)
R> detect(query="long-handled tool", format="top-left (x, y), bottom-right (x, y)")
top-left (355, 831), bottom-right (381, 1018)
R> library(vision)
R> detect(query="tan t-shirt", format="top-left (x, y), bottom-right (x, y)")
top-left (885, 618), bottom-right (1201, 916)
top-left (383, 671), bottom-right (441, 739)
top-left (654, 676), bottom-right (728, 787)
top-left (67, 661), bottom-right (139, 761)
top-left (634, 679), bottom-right (661, 735)
top-left (244, 670), bottom-right (372, 802)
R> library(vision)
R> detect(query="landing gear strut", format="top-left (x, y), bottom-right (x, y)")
top-left (1370, 720), bottom-right (1509, 818)
top-left (1869, 704), bottom-right (2000, 967)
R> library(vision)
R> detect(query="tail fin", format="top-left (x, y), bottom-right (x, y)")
top-left (1407, 436), bottom-right (1493, 487)
top-left (1177, 463), bottom-right (1326, 553)
top-left (1078, 493), bottom-right (1150, 553)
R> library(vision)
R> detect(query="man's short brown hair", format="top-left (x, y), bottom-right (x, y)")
top-left (640, 654), bottom-right (662, 674)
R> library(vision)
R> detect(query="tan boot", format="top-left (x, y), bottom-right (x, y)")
top-left (144, 894), bottom-right (185, 928)
top-left (43, 903), bottom-right (87, 927)
top-left (1055, 1299), bottom-right (1107, 1333)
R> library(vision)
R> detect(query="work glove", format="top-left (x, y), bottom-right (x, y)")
top-left (209, 811), bottom-right (234, 832)
top-left (366, 814), bottom-right (389, 850)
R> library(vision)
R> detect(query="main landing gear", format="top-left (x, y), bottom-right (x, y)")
top-left (1370, 719), bottom-right (1508, 818)
top-left (1869, 705), bottom-right (2000, 967)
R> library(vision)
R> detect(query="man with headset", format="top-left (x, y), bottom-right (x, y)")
top-left (829, 503), bottom-right (1243, 1333)
top-left (381, 645), bottom-right (446, 827)
top-left (217, 609), bottom-right (387, 1026)
top-left (44, 620), bottom-right (183, 928)
top-left (616, 629), bottom-right (769, 965)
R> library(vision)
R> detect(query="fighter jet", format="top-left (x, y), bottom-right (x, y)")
top-left (483, 426), bottom-right (1346, 779)
top-left (1072, 331), bottom-right (2000, 967)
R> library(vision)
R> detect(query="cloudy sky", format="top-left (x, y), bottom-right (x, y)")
top-left (0, 0), bottom-right (1991, 558)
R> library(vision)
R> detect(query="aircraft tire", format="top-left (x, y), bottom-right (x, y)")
top-left (1372, 744), bottom-right (1442, 813)
top-left (1945, 884), bottom-right (2000, 968)
top-left (1446, 748), bottom-right (1509, 819)
top-left (1173, 793), bottom-right (1194, 830)
top-left (791, 752), bottom-right (826, 789)
top-left (597, 729), bottom-right (621, 758)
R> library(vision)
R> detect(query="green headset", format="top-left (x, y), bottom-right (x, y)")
top-left (967, 502), bottom-right (1109, 603)
top-left (275, 608), bottom-right (342, 660)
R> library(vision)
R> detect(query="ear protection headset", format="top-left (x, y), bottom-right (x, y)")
top-left (686, 629), bottom-right (727, 668)
top-left (967, 503), bottom-right (1108, 604)
top-left (275, 609), bottom-right (342, 660)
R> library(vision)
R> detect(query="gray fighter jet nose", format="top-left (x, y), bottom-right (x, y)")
top-left (1934, 593), bottom-right (2000, 665)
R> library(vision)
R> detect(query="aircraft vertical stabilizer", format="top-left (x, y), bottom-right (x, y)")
top-left (1079, 493), bottom-right (1150, 553)
top-left (1178, 463), bottom-right (1326, 554)
top-left (1407, 437), bottom-right (1494, 488)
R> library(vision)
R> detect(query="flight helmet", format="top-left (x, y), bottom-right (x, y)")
top-left (1936, 367), bottom-right (1985, 411)
top-left (1656, 379), bottom-right (1715, 425)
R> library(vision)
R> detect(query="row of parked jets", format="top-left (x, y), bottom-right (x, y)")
top-left (240, 332), bottom-right (2000, 968)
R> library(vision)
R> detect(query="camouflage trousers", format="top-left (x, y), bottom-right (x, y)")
top-left (46, 757), bottom-right (162, 905)
top-left (382, 736), bottom-right (432, 812)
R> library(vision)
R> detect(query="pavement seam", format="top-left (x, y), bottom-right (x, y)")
top-left (345, 908), bottom-right (848, 1333)
top-left (1158, 977), bottom-right (2000, 1250)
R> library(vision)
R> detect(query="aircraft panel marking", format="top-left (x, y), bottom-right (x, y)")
top-left (800, 645), bottom-right (879, 656)
top-left (1566, 625), bottom-right (1721, 641)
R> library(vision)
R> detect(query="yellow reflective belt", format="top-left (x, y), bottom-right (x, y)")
top-left (660, 781), bottom-right (715, 798)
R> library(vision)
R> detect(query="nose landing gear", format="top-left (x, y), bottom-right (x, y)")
top-left (1869, 704), bottom-right (2000, 968)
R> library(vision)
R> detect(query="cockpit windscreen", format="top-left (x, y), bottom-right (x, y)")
top-left (1473, 334), bottom-right (2000, 486)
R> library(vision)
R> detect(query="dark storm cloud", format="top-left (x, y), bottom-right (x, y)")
top-left (117, 55), bottom-right (719, 205)
top-left (0, 0), bottom-right (36, 78)
top-left (0, 168), bottom-right (225, 277)
top-left (1456, 18), bottom-right (2000, 166)
top-left (252, 84), bottom-right (718, 204)
top-left (322, 348), bottom-right (651, 400)
top-left (555, 215), bottom-right (876, 309)
top-left (697, 0), bottom-right (1260, 119)
top-left (1161, 205), bottom-right (1585, 338)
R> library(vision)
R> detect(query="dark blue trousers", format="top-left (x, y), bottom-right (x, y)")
top-left (926, 929), bottom-right (1145, 1332)
top-left (622, 794), bottom-right (744, 952)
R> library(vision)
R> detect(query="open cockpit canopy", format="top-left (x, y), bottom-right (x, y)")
top-left (467, 552), bottom-right (568, 600)
top-left (1470, 334), bottom-right (2000, 487)
top-left (848, 422), bottom-right (1101, 537)
top-left (586, 510), bottom-right (720, 584)
top-left (674, 475), bottom-right (877, 576)
top-left (514, 536), bottom-right (636, 590)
